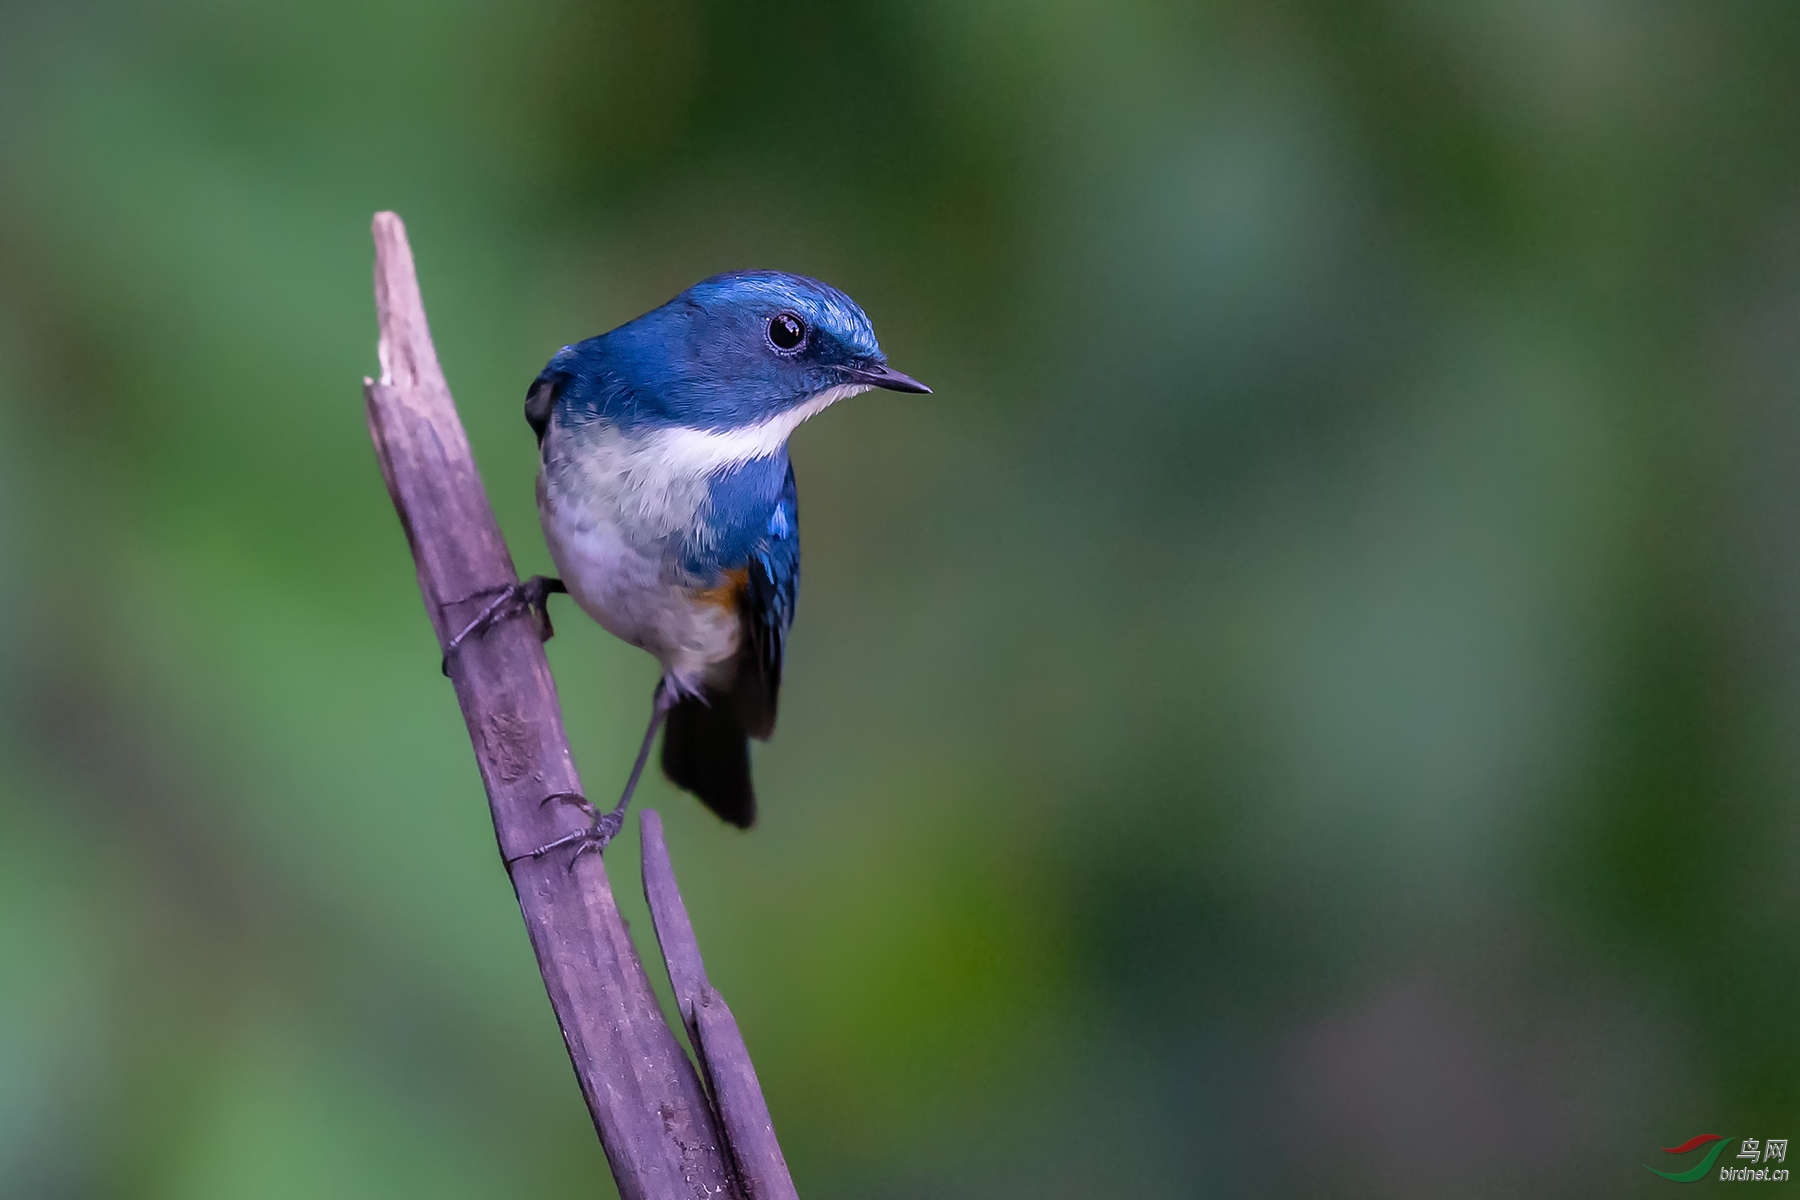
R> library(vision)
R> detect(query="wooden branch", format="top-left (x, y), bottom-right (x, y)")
top-left (641, 812), bottom-right (798, 1200)
top-left (362, 212), bottom-right (744, 1200)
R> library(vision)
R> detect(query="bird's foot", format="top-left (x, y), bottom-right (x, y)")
top-left (506, 680), bottom-right (667, 868)
top-left (509, 791), bottom-right (625, 870)
top-left (441, 576), bottom-right (566, 674)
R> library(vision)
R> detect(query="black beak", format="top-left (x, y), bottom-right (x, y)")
top-left (846, 363), bottom-right (932, 394)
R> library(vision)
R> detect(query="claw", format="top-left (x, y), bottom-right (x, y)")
top-left (540, 790), bottom-right (593, 814)
top-left (516, 801), bottom-right (622, 871)
top-left (507, 679), bottom-right (673, 870)
top-left (567, 812), bottom-right (623, 871)
top-left (441, 576), bottom-right (567, 674)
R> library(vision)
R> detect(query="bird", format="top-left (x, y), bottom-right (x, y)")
top-left (445, 270), bottom-right (929, 862)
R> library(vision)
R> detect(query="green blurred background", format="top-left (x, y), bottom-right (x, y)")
top-left (3, 0), bottom-right (1799, 1196)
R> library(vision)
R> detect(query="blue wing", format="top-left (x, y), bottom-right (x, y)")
top-left (661, 458), bottom-right (798, 827)
top-left (672, 454), bottom-right (799, 738)
top-left (737, 463), bottom-right (799, 738)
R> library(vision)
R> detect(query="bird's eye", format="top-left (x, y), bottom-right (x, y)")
top-left (767, 312), bottom-right (807, 352)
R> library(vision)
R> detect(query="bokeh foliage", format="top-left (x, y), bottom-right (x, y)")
top-left (3, 0), bottom-right (1800, 1196)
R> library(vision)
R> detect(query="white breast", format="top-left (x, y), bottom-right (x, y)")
top-left (537, 393), bottom-right (862, 691)
top-left (537, 422), bottom-right (739, 692)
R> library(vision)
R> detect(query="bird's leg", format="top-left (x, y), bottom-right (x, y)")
top-left (441, 576), bottom-right (567, 673)
top-left (515, 679), bottom-right (677, 868)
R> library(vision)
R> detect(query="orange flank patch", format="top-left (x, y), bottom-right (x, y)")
top-left (690, 567), bottom-right (749, 612)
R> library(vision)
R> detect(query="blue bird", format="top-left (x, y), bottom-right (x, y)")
top-left (447, 271), bottom-right (928, 859)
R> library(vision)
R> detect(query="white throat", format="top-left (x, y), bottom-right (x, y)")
top-left (541, 382), bottom-right (871, 545)
top-left (653, 382), bottom-right (871, 474)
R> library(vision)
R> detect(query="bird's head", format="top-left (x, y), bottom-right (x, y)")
top-left (529, 270), bottom-right (928, 444)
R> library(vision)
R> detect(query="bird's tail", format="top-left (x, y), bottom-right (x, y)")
top-left (661, 692), bottom-right (756, 828)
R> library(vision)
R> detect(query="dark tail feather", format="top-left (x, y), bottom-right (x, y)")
top-left (661, 694), bottom-right (756, 828)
